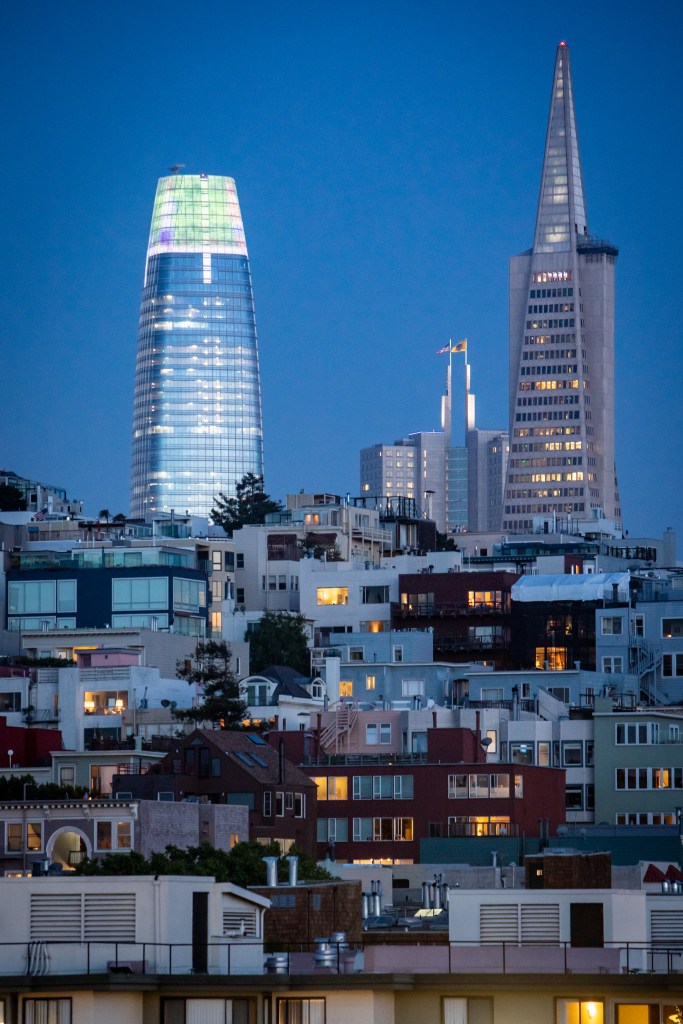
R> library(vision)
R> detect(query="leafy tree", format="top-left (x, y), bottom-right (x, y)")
top-left (173, 640), bottom-right (248, 729)
top-left (210, 473), bottom-right (283, 536)
top-left (248, 611), bottom-right (310, 677)
top-left (98, 509), bottom-right (110, 523)
top-left (436, 531), bottom-right (460, 552)
top-left (0, 484), bottom-right (26, 511)
top-left (0, 773), bottom-right (87, 800)
top-left (112, 512), bottom-right (127, 523)
top-left (75, 840), bottom-right (332, 884)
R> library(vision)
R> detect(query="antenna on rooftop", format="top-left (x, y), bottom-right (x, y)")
top-left (169, 164), bottom-right (186, 174)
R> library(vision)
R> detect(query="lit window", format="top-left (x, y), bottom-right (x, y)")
top-left (557, 999), bottom-right (603, 1023)
top-left (339, 681), bottom-right (353, 697)
top-left (535, 646), bottom-right (567, 670)
top-left (117, 821), bottom-right (132, 849)
top-left (316, 587), bottom-right (348, 606)
top-left (366, 675), bottom-right (376, 690)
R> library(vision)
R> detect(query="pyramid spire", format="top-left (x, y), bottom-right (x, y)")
top-left (533, 42), bottom-right (588, 253)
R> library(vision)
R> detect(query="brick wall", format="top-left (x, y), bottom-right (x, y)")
top-left (252, 881), bottom-right (363, 946)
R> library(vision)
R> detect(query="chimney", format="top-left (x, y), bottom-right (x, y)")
top-left (432, 710), bottom-right (438, 729)
top-left (263, 856), bottom-right (279, 887)
top-left (286, 855), bottom-right (299, 887)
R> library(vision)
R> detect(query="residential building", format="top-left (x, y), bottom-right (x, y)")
top-left (509, 572), bottom-right (631, 672)
top-left (595, 569), bottom-right (683, 704)
top-left (239, 665), bottom-right (326, 731)
top-left (0, 470), bottom-right (83, 517)
top-left (0, 646), bottom-right (202, 751)
top-left (360, 440), bottom-right (417, 506)
top-left (4, 545), bottom-right (209, 640)
top-left (113, 729), bottom-right (318, 854)
top-left (0, 873), bottom-right (268, 974)
top-left (130, 173), bottom-right (264, 518)
top-left (593, 698), bottom-right (683, 827)
top-left (0, 798), bottom-right (248, 875)
top-left (503, 43), bottom-right (621, 532)
top-left (360, 431), bottom-right (446, 532)
top-left (292, 724), bottom-right (566, 862)
top-left (392, 569), bottom-right (520, 668)
top-left (233, 494), bottom-right (392, 613)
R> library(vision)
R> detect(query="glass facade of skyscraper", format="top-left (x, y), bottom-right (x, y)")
top-left (131, 174), bottom-right (264, 518)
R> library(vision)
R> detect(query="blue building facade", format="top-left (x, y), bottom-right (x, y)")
top-left (6, 549), bottom-right (208, 637)
top-left (131, 174), bottom-right (264, 518)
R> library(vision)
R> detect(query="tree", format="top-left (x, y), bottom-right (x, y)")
top-left (210, 473), bottom-right (283, 536)
top-left (75, 840), bottom-right (332, 884)
top-left (112, 512), bottom-right (127, 523)
top-left (0, 484), bottom-right (26, 511)
top-left (248, 611), bottom-right (310, 677)
top-left (173, 640), bottom-right (248, 729)
top-left (436, 531), bottom-right (460, 552)
top-left (98, 508), bottom-right (110, 523)
top-left (0, 773), bottom-right (87, 800)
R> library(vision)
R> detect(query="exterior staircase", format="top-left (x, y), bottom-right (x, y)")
top-left (319, 701), bottom-right (358, 754)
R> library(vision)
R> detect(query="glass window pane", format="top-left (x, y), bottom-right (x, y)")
top-left (57, 580), bottom-right (77, 613)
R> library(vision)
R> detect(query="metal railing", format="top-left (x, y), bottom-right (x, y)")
top-left (2, 938), bottom-right (682, 978)
top-left (303, 752), bottom-right (428, 766)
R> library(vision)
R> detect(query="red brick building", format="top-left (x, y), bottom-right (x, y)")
top-left (392, 570), bottom-right (520, 668)
top-left (277, 726), bottom-right (566, 864)
top-left (112, 729), bottom-right (318, 854)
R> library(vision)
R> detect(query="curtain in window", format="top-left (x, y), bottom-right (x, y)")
top-left (443, 998), bottom-right (467, 1024)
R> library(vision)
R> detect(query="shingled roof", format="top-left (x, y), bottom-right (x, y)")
top-left (184, 729), bottom-right (316, 789)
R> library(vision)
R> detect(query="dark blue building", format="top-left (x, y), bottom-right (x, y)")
top-left (6, 548), bottom-right (208, 637)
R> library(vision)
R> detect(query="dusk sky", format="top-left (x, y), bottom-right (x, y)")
top-left (2, 1), bottom-right (681, 551)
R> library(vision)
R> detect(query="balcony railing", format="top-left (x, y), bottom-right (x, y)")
top-left (394, 602), bottom-right (508, 618)
top-left (22, 708), bottom-right (60, 724)
top-left (1, 938), bottom-right (680, 978)
top-left (304, 752), bottom-right (428, 766)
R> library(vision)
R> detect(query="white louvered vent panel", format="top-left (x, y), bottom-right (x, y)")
top-left (223, 910), bottom-right (258, 937)
top-left (84, 893), bottom-right (136, 941)
top-left (479, 904), bottom-right (519, 943)
top-left (651, 910), bottom-right (683, 947)
top-left (521, 903), bottom-right (560, 944)
top-left (30, 894), bottom-right (82, 941)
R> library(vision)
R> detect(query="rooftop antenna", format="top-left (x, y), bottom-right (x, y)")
top-left (169, 164), bottom-right (186, 174)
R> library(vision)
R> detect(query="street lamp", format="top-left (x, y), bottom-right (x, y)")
top-left (7, 749), bottom-right (13, 769)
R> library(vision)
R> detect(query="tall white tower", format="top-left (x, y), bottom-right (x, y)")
top-left (502, 44), bottom-right (621, 533)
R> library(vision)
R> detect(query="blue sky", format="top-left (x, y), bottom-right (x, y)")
top-left (1, 1), bottom-right (681, 551)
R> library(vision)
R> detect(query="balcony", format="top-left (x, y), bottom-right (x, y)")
top-left (393, 601), bottom-right (508, 619)
top-left (21, 708), bottom-right (60, 725)
top-left (0, 937), bottom-right (678, 978)
top-left (433, 634), bottom-right (509, 653)
top-left (304, 752), bottom-right (428, 766)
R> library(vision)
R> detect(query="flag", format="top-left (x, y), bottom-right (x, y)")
top-left (437, 339), bottom-right (468, 355)
top-left (34, 507), bottom-right (48, 521)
